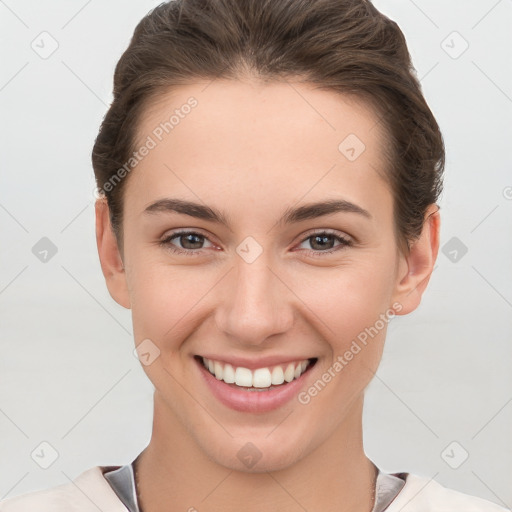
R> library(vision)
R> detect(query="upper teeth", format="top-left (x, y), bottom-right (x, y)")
top-left (202, 357), bottom-right (311, 388)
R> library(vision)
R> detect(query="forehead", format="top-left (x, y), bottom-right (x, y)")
top-left (136, 78), bottom-right (387, 154)
top-left (125, 78), bottom-right (392, 220)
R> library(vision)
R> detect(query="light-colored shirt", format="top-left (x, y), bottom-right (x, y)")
top-left (103, 459), bottom-right (407, 512)
top-left (0, 461), bottom-right (509, 511)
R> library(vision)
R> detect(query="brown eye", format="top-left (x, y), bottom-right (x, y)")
top-left (309, 234), bottom-right (336, 251)
top-left (160, 231), bottom-right (214, 255)
top-left (298, 231), bottom-right (352, 255)
top-left (174, 233), bottom-right (205, 250)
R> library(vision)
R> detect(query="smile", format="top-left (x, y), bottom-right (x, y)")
top-left (195, 355), bottom-right (318, 413)
top-left (201, 356), bottom-right (314, 390)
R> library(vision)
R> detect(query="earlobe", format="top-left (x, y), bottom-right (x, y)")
top-left (391, 204), bottom-right (440, 315)
top-left (95, 198), bottom-right (131, 309)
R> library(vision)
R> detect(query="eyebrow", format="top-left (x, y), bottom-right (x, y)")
top-left (143, 197), bottom-right (372, 227)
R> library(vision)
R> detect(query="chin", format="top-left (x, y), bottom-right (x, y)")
top-left (200, 431), bottom-right (309, 474)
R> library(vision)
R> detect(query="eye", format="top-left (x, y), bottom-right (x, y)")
top-left (159, 230), bottom-right (215, 256)
top-left (159, 229), bottom-right (352, 257)
top-left (297, 230), bottom-right (352, 256)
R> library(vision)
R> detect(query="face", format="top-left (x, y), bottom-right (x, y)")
top-left (99, 78), bottom-right (431, 473)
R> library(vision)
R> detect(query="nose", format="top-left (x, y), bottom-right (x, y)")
top-left (214, 252), bottom-right (294, 348)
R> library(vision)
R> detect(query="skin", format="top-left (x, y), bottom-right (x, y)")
top-left (95, 78), bottom-right (440, 512)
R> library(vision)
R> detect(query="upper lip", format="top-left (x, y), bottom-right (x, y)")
top-left (196, 354), bottom-right (316, 370)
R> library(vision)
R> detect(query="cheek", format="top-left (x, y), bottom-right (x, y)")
top-left (295, 256), bottom-right (396, 346)
top-left (127, 260), bottom-right (214, 346)
top-left (292, 264), bottom-right (396, 417)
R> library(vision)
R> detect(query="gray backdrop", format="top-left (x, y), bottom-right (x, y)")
top-left (1, 0), bottom-right (511, 507)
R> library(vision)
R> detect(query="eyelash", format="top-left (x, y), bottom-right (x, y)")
top-left (159, 229), bottom-right (353, 257)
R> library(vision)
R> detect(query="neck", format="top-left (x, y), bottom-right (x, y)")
top-left (134, 393), bottom-right (377, 512)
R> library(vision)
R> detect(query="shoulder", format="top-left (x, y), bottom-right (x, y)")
top-left (0, 466), bottom-right (128, 512)
top-left (386, 472), bottom-right (510, 512)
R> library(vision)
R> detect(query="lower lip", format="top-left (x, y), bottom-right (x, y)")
top-left (195, 357), bottom-right (315, 413)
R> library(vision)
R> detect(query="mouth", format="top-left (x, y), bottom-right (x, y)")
top-left (194, 355), bottom-right (318, 412)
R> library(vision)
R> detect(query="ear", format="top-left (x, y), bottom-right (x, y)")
top-left (95, 197), bottom-right (131, 309)
top-left (391, 203), bottom-right (440, 315)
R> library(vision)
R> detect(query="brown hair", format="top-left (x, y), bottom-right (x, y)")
top-left (92, 0), bottom-right (444, 254)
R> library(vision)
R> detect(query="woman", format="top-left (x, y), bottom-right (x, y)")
top-left (1, 0), bottom-right (507, 511)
